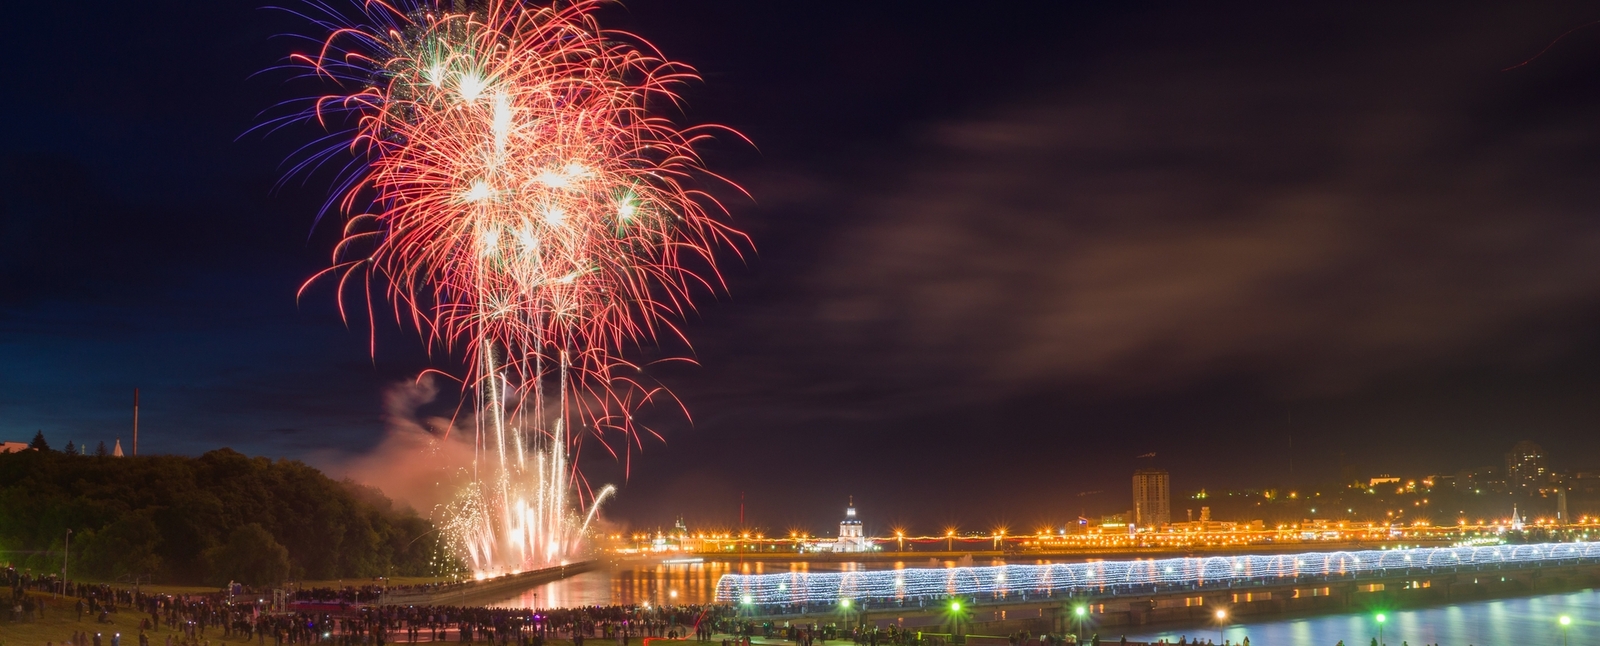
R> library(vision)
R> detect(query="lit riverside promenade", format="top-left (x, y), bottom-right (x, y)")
top-left (714, 541), bottom-right (1600, 632)
top-left (619, 519), bottom-right (1600, 557)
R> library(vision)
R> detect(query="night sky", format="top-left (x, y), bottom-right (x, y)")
top-left (7, 1), bottom-right (1600, 535)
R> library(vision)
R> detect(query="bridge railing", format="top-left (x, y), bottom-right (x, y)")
top-left (714, 541), bottom-right (1600, 607)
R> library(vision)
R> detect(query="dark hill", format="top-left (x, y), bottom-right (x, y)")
top-left (0, 448), bottom-right (444, 585)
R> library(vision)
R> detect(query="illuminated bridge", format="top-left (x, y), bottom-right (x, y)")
top-left (714, 542), bottom-right (1600, 609)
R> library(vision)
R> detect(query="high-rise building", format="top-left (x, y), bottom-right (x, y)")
top-left (1132, 469), bottom-right (1171, 528)
top-left (1455, 466), bottom-right (1503, 493)
top-left (1505, 441), bottom-right (1547, 490)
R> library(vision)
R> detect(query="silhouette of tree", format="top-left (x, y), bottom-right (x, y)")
top-left (0, 448), bottom-right (441, 583)
top-left (207, 523), bottom-right (290, 586)
top-left (29, 431), bottom-right (49, 452)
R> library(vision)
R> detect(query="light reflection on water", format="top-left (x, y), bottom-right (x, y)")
top-left (1127, 588), bottom-right (1600, 646)
top-left (491, 560), bottom-right (1600, 646)
top-left (487, 559), bottom-right (1013, 609)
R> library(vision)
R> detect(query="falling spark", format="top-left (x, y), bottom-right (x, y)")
top-left (272, 0), bottom-right (749, 576)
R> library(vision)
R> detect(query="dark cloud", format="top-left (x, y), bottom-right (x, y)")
top-left (599, 2), bottom-right (1600, 529)
top-left (10, 0), bottom-right (1600, 532)
top-left (812, 75), bottom-right (1600, 399)
top-left (650, 2), bottom-right (1600, 410)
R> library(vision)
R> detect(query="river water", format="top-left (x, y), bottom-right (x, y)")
top-left (486, 558), bottom-right (995, 609)
top-left (488, 559), bottom-right (1600, 645)
top-left (1124, 589), bottom-right (1600, 646)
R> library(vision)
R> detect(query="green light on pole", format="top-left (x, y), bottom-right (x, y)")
top-left (741, 595), bottom-right (752, 606)
top-left (840, 599), bottom-right (851, 608)
top-left (1375, 613), bottom-right (1386, 646)
top-left (1070, 605), bottom-right (1088, 645)
top-left (950, 602), bottom-right (961, 612)
top-left (1560, 615), bottom-right (1572, 646)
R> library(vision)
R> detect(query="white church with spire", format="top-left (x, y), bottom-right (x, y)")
top-left (832, 496), bottom-right (871, 553)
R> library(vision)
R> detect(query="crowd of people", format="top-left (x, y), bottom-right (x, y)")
top-left (4, 568), bottom-right (1189, 646)
top-left (291, 584), bottom-right (464, 605)
top-left (3, 567), bottom-right (760, 646)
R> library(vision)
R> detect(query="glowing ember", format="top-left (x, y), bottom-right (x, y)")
top-left (273, 0), bottom-right (747, 576)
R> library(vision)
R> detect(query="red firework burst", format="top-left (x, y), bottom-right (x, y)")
top-left (282, 0), bottom-right (747, 468)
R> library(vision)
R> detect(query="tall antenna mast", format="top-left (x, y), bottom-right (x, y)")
top-left (133, 388), bottom-right (139, 456)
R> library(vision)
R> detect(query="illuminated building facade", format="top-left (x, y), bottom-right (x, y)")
top-left (833, 497), bottom-right (868, 552)
top-left (1133, 468), bottom-right (1171, 529)
top-left (1454, 465), bottom-right (1503, 493)
top-left (1506, 441), bottom-right (1547, 490)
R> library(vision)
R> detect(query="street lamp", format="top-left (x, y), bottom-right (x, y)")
top-left (947, 600), bottom-right (965, 642)
top-left (1215, 609), bottom-right (1228, 645)
top-left (947, 529), bottom-right (956, 552)
top-left (1072, 605), bottom-right (1088, 644)
top-left (896, 531), bottom-right (904, 553)
top-left (61, 528), bottom-right (72, 595)
top-left (1560, 615), bottom-right (1572, 646)
top-left (1375, 613), bottom-right (1386, 646)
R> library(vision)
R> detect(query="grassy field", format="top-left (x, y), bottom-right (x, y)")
top-left (295, 576), bottom-right (462, 589)
top-left (0, 592), bottom-right (703, 646)
top-left (0, 575), bottom-right (458, 646)
top-left (122, 585), bottom-right (223, 597)
top-left (0, 593), bottom-right (157, 646)
top-left (16, 576), bottom-right (461, 603)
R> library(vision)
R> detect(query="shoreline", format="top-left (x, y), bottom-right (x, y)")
top-left (380, 561), bottom-right (603, 607)
top-left (632, 540), bottom-right (1454, 565)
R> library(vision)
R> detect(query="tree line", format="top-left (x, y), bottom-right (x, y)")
top-left (0, 439), bottom-right (449, 586)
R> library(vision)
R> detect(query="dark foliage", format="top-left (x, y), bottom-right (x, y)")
top-left (0, 448), bottom-right (444, 585)
top-left (29, 431), bottom-right (49, 452)
top-left (207, 523), bottom-right (292, 586)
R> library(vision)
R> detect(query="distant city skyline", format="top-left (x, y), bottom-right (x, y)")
top-left (597, 438), bottom-right (1593, 534)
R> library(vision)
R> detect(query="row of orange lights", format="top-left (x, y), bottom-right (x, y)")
top-left (616, 521), bottom-right (1594, 547)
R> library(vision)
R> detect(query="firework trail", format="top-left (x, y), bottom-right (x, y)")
top-left (267, 0), bottom-right (746, 576)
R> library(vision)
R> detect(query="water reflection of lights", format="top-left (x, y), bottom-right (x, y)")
top-left (719, 542), bottom-right (1600, 605)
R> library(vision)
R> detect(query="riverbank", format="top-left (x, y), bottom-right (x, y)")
top-left (654, 540), bottom-right (1452, 565)
top-left (1125, 587), bottom-right (1600, 646)
top-left (383, 561), bottom-right (602, 607)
